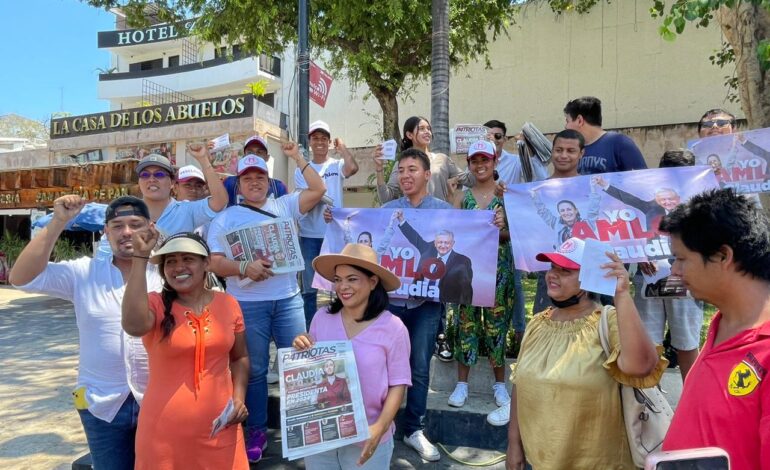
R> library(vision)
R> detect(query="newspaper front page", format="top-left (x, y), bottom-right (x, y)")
top-left (278, 341), bottom-right (369, 460)
top-left (217, 217), bottom-right (304, 286)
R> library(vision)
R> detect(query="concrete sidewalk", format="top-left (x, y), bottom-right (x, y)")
top-left (0, 287), bottom-right (87, 470)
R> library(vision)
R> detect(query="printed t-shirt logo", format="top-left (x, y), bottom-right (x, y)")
top-left (727, 360), bottom-right (761, 396)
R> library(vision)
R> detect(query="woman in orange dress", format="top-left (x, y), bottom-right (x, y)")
top-left (122, 230), bottom-right (250, 470)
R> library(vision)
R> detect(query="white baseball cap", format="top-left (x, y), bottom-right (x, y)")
top-left (467, 140), bottom-right (497, 159)
top-left (536, 237), bottom-right (585, 270)
top-left (308, 120), bottom-right (331, 137)
top-left (237, 154), bottom-right (269, 176)
top-left (177, 165), bottom-right (206, 183)
top-left (243, 135), bottom-right (268, 152)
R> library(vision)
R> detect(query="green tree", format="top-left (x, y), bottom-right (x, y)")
top-left (545, 0), bottom-right (770, 129)
top-left (0, 114), bottom-right (48, 141)
top-left (85, 0), bottom-right (514, 142)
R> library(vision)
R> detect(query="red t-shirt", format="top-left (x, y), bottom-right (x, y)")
top-left (663, 312), bottom-right (770, 470)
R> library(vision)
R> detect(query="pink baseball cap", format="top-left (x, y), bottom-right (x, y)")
top-left (467, 140), bottom-right (497, 160)
top-left (237, 154), bottom-right (269, 176)
top-left (536, 237), bottom-right (585, 270)
top-left (243, 135), bottom-right (268, 152)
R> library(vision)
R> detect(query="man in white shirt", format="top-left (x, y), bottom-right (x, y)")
top-left (294, 120), bottom-right (359, 326)
top-left (10, 195), bottom-right (162, 470)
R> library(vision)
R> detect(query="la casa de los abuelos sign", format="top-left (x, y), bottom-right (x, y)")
top-left (50, 94), bottom-right (252, 139)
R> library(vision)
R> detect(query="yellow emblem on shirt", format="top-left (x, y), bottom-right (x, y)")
top-left (728, 361), bottom-right (760, 396)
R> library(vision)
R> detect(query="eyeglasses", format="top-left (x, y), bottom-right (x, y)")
top-left (493, 133), bottom-right (505, 141)
top-left (700, 119), bottom-right (732, 129)
top-left (139, 171), bottom-right (170, 179)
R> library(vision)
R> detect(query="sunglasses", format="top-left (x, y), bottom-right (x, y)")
top-left (701, 119), bottom-right (732, 129)
top-left (493, 133), bottom-right (505, 141)
top-left (139, 171), bottom-right (170, 179)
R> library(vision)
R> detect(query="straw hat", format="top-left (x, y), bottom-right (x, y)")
top-left (150, 232), bottom-right (210, 265)
top-left (312, 243), bottom-right (401, 292)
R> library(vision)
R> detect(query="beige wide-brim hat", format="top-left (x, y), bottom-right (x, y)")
top-left (312, 243), bottom-right (401, 292)
top-left (150, 233), bottom-right (210, 264)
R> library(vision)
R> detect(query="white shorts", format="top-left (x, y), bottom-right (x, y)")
top-left (632, 274), bottom-right (704, 351)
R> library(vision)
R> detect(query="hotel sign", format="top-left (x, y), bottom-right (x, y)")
top-left (98, 20), bottom-right (195, 48)
top-left (50, 95), bottom-right (252, 139)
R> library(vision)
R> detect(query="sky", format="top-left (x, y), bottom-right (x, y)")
top-left (0, 0), bottom-right (115, 123)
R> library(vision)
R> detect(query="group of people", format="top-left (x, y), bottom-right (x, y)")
top-left (8, 97), bottom-right (769, 470)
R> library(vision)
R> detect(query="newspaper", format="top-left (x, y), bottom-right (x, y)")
top-left (217, 216), bottom-right (304, 286)
top-left (453, 124), bottom-right (489, 154)
top-left (278, 341), bottom-right (370, 460)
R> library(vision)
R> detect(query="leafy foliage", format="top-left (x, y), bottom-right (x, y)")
top-left (0, 114), bottom-right (48, 141)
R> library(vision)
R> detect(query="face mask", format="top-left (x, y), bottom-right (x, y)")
top-left (549, 290), bottom-right (585, 308)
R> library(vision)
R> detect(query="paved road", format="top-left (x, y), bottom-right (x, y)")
top-left (0, 287), bottom-right (87, 470)
top-left (0, 287), bottom-right (506, 469)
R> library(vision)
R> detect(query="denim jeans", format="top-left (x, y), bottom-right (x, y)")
top-left (511, 269), bottom-right (527, 332)
top-left (239, 293), bottom-right (306, 432)
top-left (299, 236), bottom-right (324, 328)
top-left (77, 393), bottom-right (139, 470)
top-left (389, 301), bottom-right (442, 436)
top-left (304, 437), bottom-right (394, 469)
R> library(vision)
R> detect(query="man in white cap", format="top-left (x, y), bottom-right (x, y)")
top-left (176, 165), bottom-right (208, 202)
top-left (295, 120), bottom-right (359, 326)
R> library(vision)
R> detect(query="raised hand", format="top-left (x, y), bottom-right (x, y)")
top-left (187, 143), bottom-right (210, 162)
top-left (52, 195), bottom-right (86, 224)
top-left (282, 142), bottom-right (302, 163)
top-left (372, 145), bottom-right (384, 172)
top-left (601, 251), bottom-right (631, 296)
top-left (131, 225), bottom-right (160, 258)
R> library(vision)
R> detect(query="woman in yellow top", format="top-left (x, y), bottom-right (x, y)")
top-left (505, 237), bottom-right (666, 470)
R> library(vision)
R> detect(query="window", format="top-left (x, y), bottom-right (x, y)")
top-left (129, 58), bottom-right (163, 72)
top-left (168, 55), bottom-right (179, 67)
top-left (259, 54), bottom-right (281, 77)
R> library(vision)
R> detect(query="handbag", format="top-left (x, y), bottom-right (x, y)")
top-left (598, 305), bottom-right (674, 468)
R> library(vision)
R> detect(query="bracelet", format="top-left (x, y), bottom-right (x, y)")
top-left (239, 260), bottom-right (249, 276)
top-left (301, 163), bottom-right (311, 174)
top-left (133, 255), bottom-right (150, 260)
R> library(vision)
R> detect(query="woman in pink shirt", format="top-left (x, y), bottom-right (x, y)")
top-left (293, 243), bottom-right (411, 469)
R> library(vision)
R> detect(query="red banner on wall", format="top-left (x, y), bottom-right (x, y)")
top-left (309, 61), bottom-right (333, 108)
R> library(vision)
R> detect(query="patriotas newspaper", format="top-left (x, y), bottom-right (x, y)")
top-left (278, 341), bottom-right (369, 460)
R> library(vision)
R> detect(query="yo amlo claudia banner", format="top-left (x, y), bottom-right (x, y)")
top-left (503, 166), bottom-right (720, 272)
top-left (313, 208), bottom-right (499, 307)
top-left (690, 127), bottom-right (770, 194)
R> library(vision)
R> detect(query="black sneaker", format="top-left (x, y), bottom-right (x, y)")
top-left (435, 334), bottom-right (453, 362)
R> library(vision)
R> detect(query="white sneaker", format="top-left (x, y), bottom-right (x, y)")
top-left (447, 382), bottom-right (468, 408)
top-left (403, 430), bottom-right (440, 461)
top-left (493, 382), bottom-right (510, 407)
top-left (266, 357), bottom-right (279, 384)
top-left (487, 403), bottom-right (510, 426)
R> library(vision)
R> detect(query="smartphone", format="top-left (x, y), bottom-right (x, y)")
top-left (645, 448), bottom-right (729, 470)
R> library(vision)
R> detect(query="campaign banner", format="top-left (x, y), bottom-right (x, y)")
top-left (690, 127), bottom-right (770, 194)
top-left (278, 341), bottom-right (369, 460)
top-left (313, 208), bottom-right (499, 307)
top-left (503, 167), bottom-right (720, 272)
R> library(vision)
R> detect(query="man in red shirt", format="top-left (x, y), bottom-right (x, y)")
top-left (659, 189), bottom-right (770, 470)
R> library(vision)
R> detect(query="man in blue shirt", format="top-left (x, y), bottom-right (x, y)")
top-left (381, 148), bottom-right (451, 462)
top-left (563, 96), bottom-right (647, 175)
